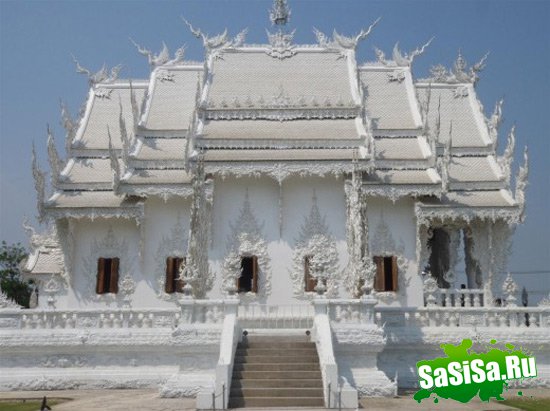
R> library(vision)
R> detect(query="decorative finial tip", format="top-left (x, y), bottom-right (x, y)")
top-left (270, 0), bottom-right (291, 26)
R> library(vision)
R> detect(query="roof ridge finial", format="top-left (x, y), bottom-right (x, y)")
top-left (270, 0), bottom-right (291, 26)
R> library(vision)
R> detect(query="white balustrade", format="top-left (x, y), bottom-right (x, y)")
top-left (374, 306), bottom-right (550, 329)
top-left (237, 304), bottom-right (314, 329)
top-left (0, 302), bottom-right (228, 330)
top-left (429, 288), bottom-right (486, 308)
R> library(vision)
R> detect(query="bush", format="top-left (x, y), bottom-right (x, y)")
top-left (0, 241), bottom-right (32, 307)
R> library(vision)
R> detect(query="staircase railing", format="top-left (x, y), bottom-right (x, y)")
top-left (312, 298), bottom-right (358, 409)
top-left (196, 298), bottom-right (239, 410)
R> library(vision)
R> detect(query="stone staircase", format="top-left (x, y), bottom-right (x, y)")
top-left (229, 335), bottom-right (325, 408)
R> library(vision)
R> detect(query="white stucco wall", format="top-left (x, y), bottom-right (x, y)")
top-left (366, 197), bottom-right (422, 307)
top-left (207, 175), bottom-right (350, 305)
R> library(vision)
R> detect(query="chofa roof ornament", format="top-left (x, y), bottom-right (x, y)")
top-left (129, 39), bottom-right (185, 68)
top-left (71, 55), bottom-right (122, 87)
top-left (313, 17), bottom-right (381, 53)
top-left (427, 50), bottom-right (489, 85)
top-left (374, 37), bottom-right (434, 67)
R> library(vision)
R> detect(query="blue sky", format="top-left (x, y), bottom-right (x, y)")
top-left (0, 1), bottom-right (549, 289)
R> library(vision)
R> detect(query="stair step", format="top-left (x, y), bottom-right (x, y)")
top-left (232, 378), bottom-right (322, 389)
top-left (241, 335), bottom-right (311, 343)
top-left (236, 348), bottom-right (317, 356)
top-left (233, 362), bottom-right (320, 372)
top-left (230, 387), bottom-right (324, 398)
top-left (228, 397), bottom-right (324, 407)
top-left (238, 341), bottom-right (315, 349)
top-left (233, 370), bottom-right (322, 380)
top-left (235, 355), bottom-right (319, 364)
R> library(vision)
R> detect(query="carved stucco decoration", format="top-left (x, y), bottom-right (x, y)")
top-left (130, 39), bottom-right (186, 68)
top-left (266, 29), bottom-right (297, 59)
top-left (31, 144), bottom-right (46, 222)
top-left (290, 191), bottom-right (340, 299)
top-left (222, 190), bottom-right (271, 301)
top-left (502, 272), bottom-right (518, 307)
top-left (362, 185), bottom-right (442, 203)
top-left (182, 17), bottom-right (248, 60)
top-left (157, 70), bottom-right (175, 83)
top-left (313, 18), bottom-right (380, 56)
top-left (343, 170), bottom-right (376, 296)
top-left (72, 56), bottom-right (122, 87)
top-left (498, 126), bottom-right (515, 189)
top-left (423, 50), bottom-right (489, 86)
top-left (374, 38), bottom-right (433, 67)
top-left (470, 219), bottom-right (513, 306)
top-left (442, 229), bottom-right (462, 287)
top-left (487, 98), bottom-right (504, 149)
top-left (206, 161), bottom-right (373, 184)
top-left (183, 166), bottom-right (213, 299)
top-left (414, 202), bottom-right (522, 227)
top-left (43, 275), bottom-right (62, 308)
top-left (82, 226), bottom-right (135, 303)
top-left (155, 214), bottom-right (188, 302)
top-left (369, 214), bottom-right (410, 303)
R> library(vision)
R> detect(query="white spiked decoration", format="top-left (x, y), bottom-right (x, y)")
top-left (60, 100), bottom-right (76, 155)
top-left (107, 127), bottom-right (120, 191)
top-left (390, 37), bottom-right (434, 67)
top-left (31, 142), bottom-right (46, 222)
top-left (332, 17), bottom-right (381, 51)
top-left (498, 125), bottom-right (516, 189)
top-left (72, 55), bottom-right (122, 86)
top-left (515, 146), bottom-right (529, 223)
top-left (488, 98), bottom-right (504, 148)
top-left (130, 38), bottom-right (170, 67)
top-left (47, 125), bottom-right (62, 189)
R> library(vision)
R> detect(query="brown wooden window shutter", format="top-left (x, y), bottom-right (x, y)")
top-left (96, 257), bottom-right (106, 294)
top-left (373, 256), bottom-right (384, 292)
top-left (252, 256), bottom-right (259, 293)
top-left (110, 257), bottom-right (119, 293)
top-left (391, 256), bottom-right (398, 291)
top-left (165, 257), bottom-right (175, 293)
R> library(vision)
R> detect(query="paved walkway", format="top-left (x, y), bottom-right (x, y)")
top-left (0, 387), bottom-right (548, 410)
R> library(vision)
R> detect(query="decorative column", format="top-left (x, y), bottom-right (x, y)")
top-left (463, 227), bottom-right (483, 289)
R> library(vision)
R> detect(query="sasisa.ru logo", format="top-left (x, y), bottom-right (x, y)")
top-left (414, 339), bottom-right (537, 404)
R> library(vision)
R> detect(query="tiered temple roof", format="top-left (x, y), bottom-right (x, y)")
top-left (26, 0), bottom-right (527, 277)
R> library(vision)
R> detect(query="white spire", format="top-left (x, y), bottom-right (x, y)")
top-left (270, 0), bottom-right (291, 26)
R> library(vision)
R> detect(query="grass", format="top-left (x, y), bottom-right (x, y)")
top-left (0, 399), bottom-right (64, 411)
top-left (500, 397), bottom-right (550, 411)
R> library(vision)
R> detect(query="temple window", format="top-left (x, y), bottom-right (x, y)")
top-left (96, 257), bottom-right (119, 294)
top-left (238, 256), bottom-right (258, 293)
top-left (165, 257), bottom-right (186, 294)
top-left (373, 256), bottom-right (398, 292)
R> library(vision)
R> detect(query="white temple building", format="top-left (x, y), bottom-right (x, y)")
top-left (1, 1), bottom-right (547, 408)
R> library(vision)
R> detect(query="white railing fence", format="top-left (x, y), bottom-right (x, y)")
top-left (375, 306), bottom-right (550, 329)
top-left (429, 288), bottom-right (485, 307)
top-left (237, 304), bottom-right (314, 329)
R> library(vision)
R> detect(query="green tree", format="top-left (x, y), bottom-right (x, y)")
top-left (0, 241), bottom-right (32, 307)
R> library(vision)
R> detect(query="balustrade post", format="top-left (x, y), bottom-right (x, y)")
top-left (360, 294), bottom-right (378, 324)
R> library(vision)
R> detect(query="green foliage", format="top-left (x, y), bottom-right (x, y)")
top-left (0, 241), bottom-right (31, 308)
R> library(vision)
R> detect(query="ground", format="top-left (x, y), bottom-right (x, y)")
top-left (0, 388), bottom-right (548, 410)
